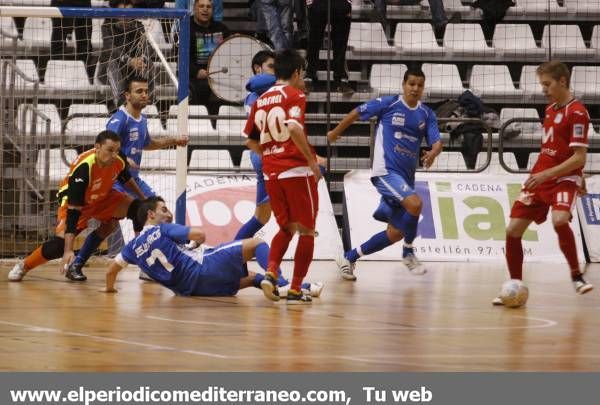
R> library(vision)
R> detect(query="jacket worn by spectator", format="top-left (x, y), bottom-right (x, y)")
top-left (189, 19), bottom-right (230, 80)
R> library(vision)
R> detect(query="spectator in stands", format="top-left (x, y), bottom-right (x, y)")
top-left (189, 0), bottom-right (230, 116)
top-left (177, 0), bottom-right (224, 22)
top-left (293, 0), bottom-right (308, 48)
top-left (372, 0), bottom-right (449, 42)
top-left (97, 0), bottom-right (158, 112)
top-left (50, 0), bottom-right (94, 81)
top-left (305, 0), bottom-right (353, 94)
top-left (260, 0), bottom-right (293, 50)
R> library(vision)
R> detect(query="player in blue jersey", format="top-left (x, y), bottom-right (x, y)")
top-left (102, 196), bottom-right (320, 300)
top-left (327, 69), bottom-right (443, 280)
top-left (68, 76), bottom-right (188, 278)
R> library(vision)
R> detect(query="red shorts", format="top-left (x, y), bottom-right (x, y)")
top-left (266, 175), bottom-right (319, 229)
top-left (56, 190), bottom-right (129, 234)
top-left (510, 181), bottom-right (578, 224)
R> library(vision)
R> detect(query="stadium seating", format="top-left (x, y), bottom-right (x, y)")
top-left (35, 148), bottom-right (77, 185)
top-left (470, 65), bottom-right (523, 98)
top-left (492, 24), bottom-right (544, 58)
top-left (476, 151), bottom-right (519, 174)
top-left (167, 105), bottom-right (217, 137)
top-left (141, 148), bottom-right (178, 170)
top-left (369, 64), bottom-right (407, 95)
top-left (189, 149), bottom-right (234, 170)
top-left (541, 25), bottom-right (594, 59)
top-left (444, 24), bottom-right (494, 57)
top-left (394, 23), bottom-right (444, 57)
top-left (17, 103), bottom-right (61, 136)
top-left (348, 22), bottom-right (394, 56)
top-left (429, 151), bottom-right (467, 171)
top-left (421, 63), bottom-right (464, 98)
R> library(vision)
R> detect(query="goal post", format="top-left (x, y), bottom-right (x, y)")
top-left (0, 5), bottom-right (189, 257)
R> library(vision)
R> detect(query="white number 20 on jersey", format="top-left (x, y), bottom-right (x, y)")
top-left (254, 106), bottom-right (290, 145)
top-left (146, 249), bottom-right (174, 272)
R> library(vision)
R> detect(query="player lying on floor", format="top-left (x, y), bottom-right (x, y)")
top-left (102, 196), bottom-right (323, 301)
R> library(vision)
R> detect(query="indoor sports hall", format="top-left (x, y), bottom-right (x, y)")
top-left (1, 0), bottom-right (600, 371)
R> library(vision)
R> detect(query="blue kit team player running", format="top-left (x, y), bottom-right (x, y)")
top-left (103, 196), bottom-right (303, 299)
top-left (328, 69), bottom-right (443, 279)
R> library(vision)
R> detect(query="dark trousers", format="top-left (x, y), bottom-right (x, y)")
top-left (306, 0), bottom-right (351, 82)
top-left (50, 0), bottom-right (93, 80)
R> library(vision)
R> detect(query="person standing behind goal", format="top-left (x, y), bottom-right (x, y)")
top-left (492, 60), bottom-right (593, 305)
top-left (67, 76), bottom-right (188, 279)
top-left (243, 49), bottom-right (320, 304)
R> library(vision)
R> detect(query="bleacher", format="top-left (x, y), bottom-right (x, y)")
top-left (2, 0), bottom-right (600, 228)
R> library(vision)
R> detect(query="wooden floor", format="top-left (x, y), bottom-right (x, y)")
top-left (1, 259), bottom-right (600, 371)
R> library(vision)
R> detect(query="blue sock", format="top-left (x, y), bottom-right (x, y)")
top-left (345, 231), bottom-right (393, 262)
top-left (403, 244), bottom-right (414, 258)
top-left (399, 212), bottom-right (419, 244)
top-left (255, 241), bottom-right (288, 285)
top-left (74, 231), bottom-right (103, 266)
top-left (252, 273), bottom-right (264, 289)
top-left (235, 216), bottom-right (265, 240)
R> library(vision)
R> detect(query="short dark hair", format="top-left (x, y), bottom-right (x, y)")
top-left (403, 69), bottom-right (426, 83)
top-left (95, 130), bottom-right (121, 145)
top-left (125, 75), bottom-right (148, 92)
top-left (274, 49), bottom-right (306, 81)
top-left (251, 50), bottom-right (276, 74)
top-left (137, 196), bottom-right (166, 225)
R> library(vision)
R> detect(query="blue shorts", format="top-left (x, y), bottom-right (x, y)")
top-left (190, 241), bottom-right (248, 296)
top-left (371, 173), bottom-right (416, 230)
top-left (250, 151), bottom-right (269, 205)
top-left (113, 176), bottom-right (156, 199)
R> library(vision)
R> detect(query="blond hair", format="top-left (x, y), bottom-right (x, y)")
top-left (536, 61), bottom-right (571, 87)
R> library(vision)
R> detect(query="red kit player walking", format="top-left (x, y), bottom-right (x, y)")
top-left (493, 61), bottom-right (593, 306)
top-left (243, 49), bottom-right (321, 304)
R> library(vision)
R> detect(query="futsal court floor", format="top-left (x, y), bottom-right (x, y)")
top-left (1, 259), bottom-right (599, 371)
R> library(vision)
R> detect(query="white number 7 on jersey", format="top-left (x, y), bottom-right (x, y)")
top-left (146, 249), bottom-right (174, 272)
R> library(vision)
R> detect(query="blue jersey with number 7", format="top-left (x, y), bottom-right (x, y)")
top-left (118, 223), bottom-right (203, 292)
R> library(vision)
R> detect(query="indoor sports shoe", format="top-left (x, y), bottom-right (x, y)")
top-left (65, 262), bottom-right (87, 281)
top-left (286, 289), bottom-right (312, 305)
top-left (573, 275), bottom-right (594, 295)
top-left (260, 272), bottom-right (280, 302)
top-left (402, 253), bottom-right (427, 275)
top-left (491, 296), bottom-right (504, 306)
top-left (302, 281), bottom-right (324, 298)
top-left (8, 261), bottom-right (25, 282)
top-left (338, 253), bottom-right (356, 281)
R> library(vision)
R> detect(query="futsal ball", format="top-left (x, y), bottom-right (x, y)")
top-left (500, 279), bottom-right (529, 308)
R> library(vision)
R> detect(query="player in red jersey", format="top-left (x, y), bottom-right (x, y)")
top-left (242, 49), bottom-right (321, 304)
top-left (493, 61), bottom-right (593, 305)
top-left (8, 131), bottom-right (146, 282)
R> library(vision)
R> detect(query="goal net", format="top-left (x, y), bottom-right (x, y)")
top-left (0, 5), bottom-right (189, 258)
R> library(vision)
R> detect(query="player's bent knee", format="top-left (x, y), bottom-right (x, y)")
top-left (386, 225), bottom-right (404, 243)
top-left (403, 195), bottom-right (422, 216)
top-left (41, 236), bottom-right (65, 260)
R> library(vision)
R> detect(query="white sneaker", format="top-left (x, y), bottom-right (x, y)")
top-left (302, 281), bottom-right (324, 298)
top-left (402, 254), bottom-right (427, 275)
top-left (337, 253), bottom-right (357, 281)
top-left (8, 261), bottom-right (25, 282)
top-left (573, 276), bottom-right (593, 295)
top-left (491, 296), bottom-right (504, 306)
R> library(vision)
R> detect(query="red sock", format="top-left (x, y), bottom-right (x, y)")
top-left (292, 235), bottom-right (314, 291)
top-left (505, 236), bottom-right (523, 280)
top-left (267, 229), bottom-right (293, 278)
top-left (554, 223), bottom-right (580, 278)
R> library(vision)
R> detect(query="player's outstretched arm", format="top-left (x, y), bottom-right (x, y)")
top-left (145, 136), bottom-right (189, 151)
top-left (102, 260), bottom-right (125, 293)
top-left (327, 109), bottom-right (360, 143)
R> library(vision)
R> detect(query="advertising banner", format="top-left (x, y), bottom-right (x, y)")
top-left (344, 170), bottom-right (585, 262)
top-left (576, 174), bottom-right (600, 262)
top-left (119, 172), bottom-right (342, 260)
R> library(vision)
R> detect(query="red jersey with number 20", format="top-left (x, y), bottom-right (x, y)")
top-left (242, 84), bottom-right (316, 178)
top-left (532, 99), bottom-right (589, 185)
